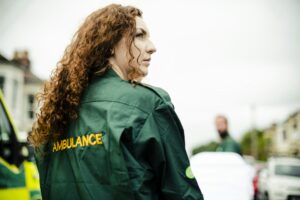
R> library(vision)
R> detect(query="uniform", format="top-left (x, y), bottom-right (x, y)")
top-left (216, 135), bottom-right (242, 155)
top-left (35, 68), bottom-right (204, 200)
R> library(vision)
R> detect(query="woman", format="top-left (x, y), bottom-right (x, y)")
top-left (28, 4), bottom-right (203, 200)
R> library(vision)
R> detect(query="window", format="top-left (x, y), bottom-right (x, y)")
top-left (293, 121), bottom-right (299, 139)
top-left (0, 100), bottom-right (12, 142)
top-left (0, 76), bottom-right (5, 93)
top-left (282, 130), bottom-right (287, 141)
top-left (0, 98), bottom-right (16, 164)
top-left (275, 165), bottom-right (300, 177)
top-left (293, 121), bottom-right (298, 130)
top-left (12, 79), bottom-right (19, 109)
top-left (28, 94), bottom-right (35, 119)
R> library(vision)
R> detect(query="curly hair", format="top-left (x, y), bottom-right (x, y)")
top-left (28, 4), bottom-right (142, 147)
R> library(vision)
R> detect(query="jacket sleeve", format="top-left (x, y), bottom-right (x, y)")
top-left (133, 103), bottom-right (204, 200)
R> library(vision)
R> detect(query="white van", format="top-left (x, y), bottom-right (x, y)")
top-left (191, 152), bottom-right (255, 200)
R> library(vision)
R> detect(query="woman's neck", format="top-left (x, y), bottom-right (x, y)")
top-left (109, 61), bottom-right (127, 80)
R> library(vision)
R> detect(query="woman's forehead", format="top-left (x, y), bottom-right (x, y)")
top-left (135, 17), bottom-right (150, 34)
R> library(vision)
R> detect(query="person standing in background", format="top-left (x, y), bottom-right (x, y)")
top-left (215, 115), bottom-right (242, 155)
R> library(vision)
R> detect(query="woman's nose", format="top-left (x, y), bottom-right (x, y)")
top-left (147, 40), bottom-right (157, 54)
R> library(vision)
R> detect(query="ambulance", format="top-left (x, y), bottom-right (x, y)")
top-left (0, 90), bottom-right (41, 200)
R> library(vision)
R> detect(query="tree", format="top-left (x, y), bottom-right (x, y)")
top-left (240, 129), bottom-right (268, 161)
top-left (191, 141), bottom-right (218, 155)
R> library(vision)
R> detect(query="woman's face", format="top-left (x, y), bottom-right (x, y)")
top-left (110, 16), bottom-right (156, 80)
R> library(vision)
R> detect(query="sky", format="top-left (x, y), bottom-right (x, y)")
top-left (1, 0), bottom-right (300, 154)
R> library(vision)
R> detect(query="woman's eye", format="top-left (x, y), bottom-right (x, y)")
top-left (135, 33), bottom-right (144, 38)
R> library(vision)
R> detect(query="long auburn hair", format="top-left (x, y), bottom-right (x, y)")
top-left (28, 4), bottom-right (142, 147)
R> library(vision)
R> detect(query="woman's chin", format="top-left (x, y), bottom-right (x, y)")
top-left (140, 65), bottom-right (149, 76)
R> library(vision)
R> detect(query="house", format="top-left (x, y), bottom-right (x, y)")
top-left (263, 111), bottom-right (300, 156)
top-left (263, 123), bottom-right (277, 156)
top-left (283, 111), bottom-right (300, 156)
top-left (0, 50), bottom-right (44, 139)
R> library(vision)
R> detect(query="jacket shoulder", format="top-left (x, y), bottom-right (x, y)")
top-left (137, 83), bottom-right (174, 109)
top-left (82, 79), bottom-right (172, 114)
top-left (122, 82), bottom-right (172, 112)
top-left (138, 83), bottom-right (171, 102)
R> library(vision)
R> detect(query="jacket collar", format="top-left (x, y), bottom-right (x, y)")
top-left (104, 67), bottom-right (121, 79)
top-left (90, 67), bottom-right (122, 83)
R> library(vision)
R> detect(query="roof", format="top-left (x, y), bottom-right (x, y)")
top-left (282, 111), bottom-right (300, 124)
top-left (0, 53), bottom-right (21, 70)
top-left (0, 52), bottom-right (44, 84)
top-left (24, 70), bottom-right (44, 84)
top-left (0, 53), bottom-right (10, 63)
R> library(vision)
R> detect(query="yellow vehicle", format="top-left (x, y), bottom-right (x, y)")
top-left (0, 90), bottom-right (41, 200)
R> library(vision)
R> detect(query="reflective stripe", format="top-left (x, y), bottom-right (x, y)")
top-left (0, 157), bottom-right (20, 174)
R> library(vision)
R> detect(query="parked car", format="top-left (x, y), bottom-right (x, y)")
top-left (253, 163), bottom-right (267, 200)
top-left (243, 155), bottom-right (266, 200)
top-left (258, 167), bottom-right (268, 199)
top-left (0, 90), bottom-right (41, 200)
top-left (258, 157), bottom-right (300, 200)
top-left (190, 152), bottom-right (255, 200)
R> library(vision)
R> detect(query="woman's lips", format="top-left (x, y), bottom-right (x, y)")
top-left (142, 58), bottom-right (151, 65)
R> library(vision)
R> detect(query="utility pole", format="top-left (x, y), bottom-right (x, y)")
top-left (250, 104), bottom-right (257, 159)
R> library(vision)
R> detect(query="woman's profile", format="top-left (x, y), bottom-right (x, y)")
top-left (28, 4), bottom-right (203, 200)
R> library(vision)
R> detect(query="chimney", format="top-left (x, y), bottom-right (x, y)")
top-left (12, 50), bottom-right (31, 71)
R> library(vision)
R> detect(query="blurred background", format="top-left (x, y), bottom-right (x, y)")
top-left (0, 0), bottom-right (300, 199)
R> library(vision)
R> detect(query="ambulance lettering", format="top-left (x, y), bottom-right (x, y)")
top-left (52, 131), bottom-right (105, 152)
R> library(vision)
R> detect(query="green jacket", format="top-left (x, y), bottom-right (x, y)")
top-left (216, 135), bottom-right (242, 155)
top-left (35, 68), bottom-right (204, 200)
